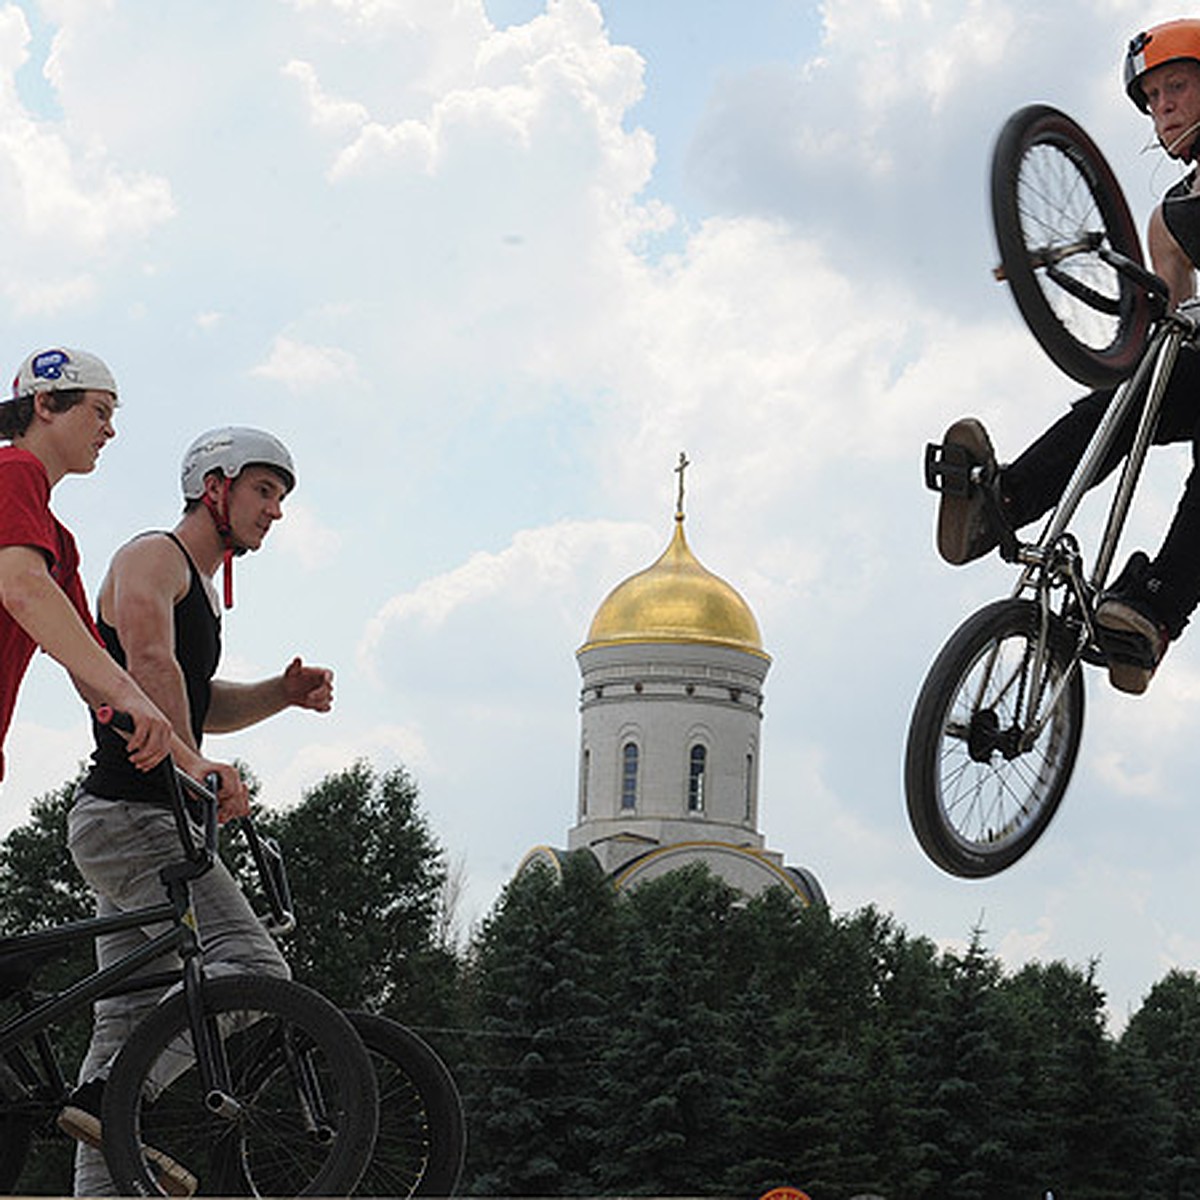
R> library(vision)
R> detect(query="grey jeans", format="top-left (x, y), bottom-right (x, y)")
top-left (67, 789), bottom-right (290, 1196)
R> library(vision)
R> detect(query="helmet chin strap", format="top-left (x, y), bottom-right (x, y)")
top-left (1161, 118), bottom-right (1200, 161)
top-left (201, 476), bottom-right (236, 609)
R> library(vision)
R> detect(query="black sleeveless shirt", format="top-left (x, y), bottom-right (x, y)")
top-left (1163, 172), bottom-right (1200, 269)
top-left (83, 532), bottom-right (221, 805)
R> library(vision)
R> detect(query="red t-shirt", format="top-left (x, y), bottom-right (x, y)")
top-left (0, 446), bottom-right (100, 779)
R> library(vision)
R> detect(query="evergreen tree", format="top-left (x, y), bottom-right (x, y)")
top-left (463, 850), bottom-right (616, 1195)
top-left (1120, 969), bottom-right (1200, 1197)
top-left (903, 928), bottom-right (1020, 1198)
top-left (1000, 959), bottom-right (1146, 1196)
top-left (595, 865), bottom-right (744, 1195)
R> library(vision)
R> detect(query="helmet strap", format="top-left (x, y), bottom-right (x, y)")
top-left (201, 476), bottom-right (236, 609)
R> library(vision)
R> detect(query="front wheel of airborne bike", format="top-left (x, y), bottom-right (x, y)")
top-left (905, 598), bottom-right (1085, 878)
top-left (102, 975), bottom-right (378, 1197)
top-left (991, 104), bottom-right (1152, 388)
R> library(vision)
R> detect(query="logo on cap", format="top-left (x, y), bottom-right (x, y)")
top-left (31, 350), bottom-right (70, 382)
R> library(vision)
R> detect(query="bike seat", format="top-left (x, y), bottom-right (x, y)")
top-left (0, 938), bottom-right (60, 1001)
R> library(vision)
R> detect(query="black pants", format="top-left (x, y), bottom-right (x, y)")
top-left (1002, 345), bottom-right (1200, 638)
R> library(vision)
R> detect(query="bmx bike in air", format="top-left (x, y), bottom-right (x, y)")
top-left (906, 103), bottom-right (1192, 878)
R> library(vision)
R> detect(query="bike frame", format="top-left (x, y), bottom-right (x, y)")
top-left (972, 306), bottom-right (1200, 751)
top-left (1, 761), bottom-right (235, 1112)
top-left (1019, 310), bottom-right (1193, 591)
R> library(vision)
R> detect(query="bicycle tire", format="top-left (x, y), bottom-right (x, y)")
top-left (905, 598), bottom-right (1085, 877)
top-left (347, 1012), bottom-right (466, 1197)
top-left (243, 1010), bottom-right (466, 1198)
top-left (101, 975), bottom-right (378, 1197)
top-left (991, 104), bottom-right (1152, 388)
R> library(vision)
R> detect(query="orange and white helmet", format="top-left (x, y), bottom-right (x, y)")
top-left (1125, 18), bottom-right (1200, 111)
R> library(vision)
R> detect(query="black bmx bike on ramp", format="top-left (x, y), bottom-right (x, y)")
top-left (907, 103), bottom-right (1190, 878)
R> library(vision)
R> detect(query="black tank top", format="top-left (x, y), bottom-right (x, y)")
top-left (83, 532), bottom-right (221, 805)
top-left (1162, 173), bottom-right (1200, 269)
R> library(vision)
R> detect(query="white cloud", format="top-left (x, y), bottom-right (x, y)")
top-left (0, 3), bottom-right (173, 315)
top-left (359, 518), bottom-right (655, 670)
top-left (251, 335), bottom-right (359, 392)
top-left (271, 500), bottom-right (343, 571)
top-left (283, 59), bottom-right (370, 135)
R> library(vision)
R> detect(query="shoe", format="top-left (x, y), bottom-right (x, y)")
top-left (58, 1078), bottom-right (198, 1197)
top-left (935, 418), bottom-right (1005, 565)
top-left (1095, 551), bottom-right (1170, 695)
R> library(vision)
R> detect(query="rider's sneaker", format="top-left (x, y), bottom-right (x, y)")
top-left (58, 1078), bottom-right (198, 1197)
top-left (1095, 551), bottom-right (1170, 695)
top-left (936, 417), bottom-right (1007, 564)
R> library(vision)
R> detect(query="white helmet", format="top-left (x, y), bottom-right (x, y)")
top-left (181, 427), bottom-right (295, 499)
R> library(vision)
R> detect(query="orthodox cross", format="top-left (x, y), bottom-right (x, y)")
top-left (674, 451), bottom-right (690, 519)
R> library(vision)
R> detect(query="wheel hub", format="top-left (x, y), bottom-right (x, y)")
top-left (967, 708), bottom-right (1022, 762)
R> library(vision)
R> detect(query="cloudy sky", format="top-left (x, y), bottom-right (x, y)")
top-left (2, 0), bottom-right (1199, 1030)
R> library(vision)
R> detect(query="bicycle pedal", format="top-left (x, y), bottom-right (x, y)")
top-left (924, 440), bottom-right (976, 497)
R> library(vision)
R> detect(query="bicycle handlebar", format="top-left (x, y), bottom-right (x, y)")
top-left (95, 706), bottom-right (220, 867)
top-left (96, 705), bottom-right (296, 935)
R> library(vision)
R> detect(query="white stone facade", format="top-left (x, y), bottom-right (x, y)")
top-left (570, 640), bottom-right (771, 875)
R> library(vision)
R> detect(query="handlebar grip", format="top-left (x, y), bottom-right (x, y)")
top-left (95, 705), bottom-right (134, 735)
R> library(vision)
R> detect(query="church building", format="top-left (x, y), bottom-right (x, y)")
top-left (519, 456), bottom-right (825, 906)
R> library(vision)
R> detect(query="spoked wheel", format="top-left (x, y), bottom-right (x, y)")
top-left (992, 104), bottom-right (1152, 387)
top-left (102, 976), bottom-right (378, 1197)
top-left (346, 1012), bottom-right (466, 1197)
top-left (905, 599), bottom-right (1085, 878)
top-left (243, 1010), bottom-right (467, 1198)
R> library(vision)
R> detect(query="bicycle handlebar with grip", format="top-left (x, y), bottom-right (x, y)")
top-left (94, 706), bottom-right (220, 866)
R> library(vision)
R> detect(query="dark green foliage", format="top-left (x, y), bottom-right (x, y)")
top-left (1120, 969), bottom-right (1200, 1198)
top-left (9, 766), bottom-right (1200, 1198)
top-left (0, 772), bottom-right (92, 934)
top-left (594, 866), bottom-right (744, 1195)
top-left (463, 851), bottom-right (616, 1195)
top-left (251, 760), bottom-right (458, 1021)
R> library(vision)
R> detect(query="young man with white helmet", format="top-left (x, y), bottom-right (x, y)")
top-left (0, 347), bottom-right (174, 777)
top-left (936, 17), bottom-right (1200, 695)
top-left (62, 426), bottom-right (334, 1196)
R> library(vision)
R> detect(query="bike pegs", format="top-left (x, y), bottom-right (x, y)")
top-left (924, 440), bottom-right (975, 497)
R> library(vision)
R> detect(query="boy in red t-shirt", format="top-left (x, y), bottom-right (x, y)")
top-left (0, 347), bottom-right (173, 774)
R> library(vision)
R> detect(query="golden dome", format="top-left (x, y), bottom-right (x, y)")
top-left (579, 515), bottom-right (767, 657)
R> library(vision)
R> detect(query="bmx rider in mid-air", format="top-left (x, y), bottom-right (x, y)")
top-left (938, 17), bottom-right (1200, 694)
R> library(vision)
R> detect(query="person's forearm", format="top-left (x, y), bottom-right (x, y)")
top-left (206, 676), bottom-right (288, 733)
top-left (2, 567), bottom-right (152, 713)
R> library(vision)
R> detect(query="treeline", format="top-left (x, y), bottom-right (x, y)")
top-left (3, 762), bottom-right (1200, 1198)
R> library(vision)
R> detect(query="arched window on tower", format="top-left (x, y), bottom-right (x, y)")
top-left (744, 753), bottom-right (755, 821)
top-left (621, 742), bottom-right (639, 810)
top-left (688, 744), bottom-right (707, 813)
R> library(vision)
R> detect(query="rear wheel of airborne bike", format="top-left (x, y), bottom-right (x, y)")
top-left (991, 104), bottom-right (1152, 388)
top-left (905, 598), bottom-right (1085, 878)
